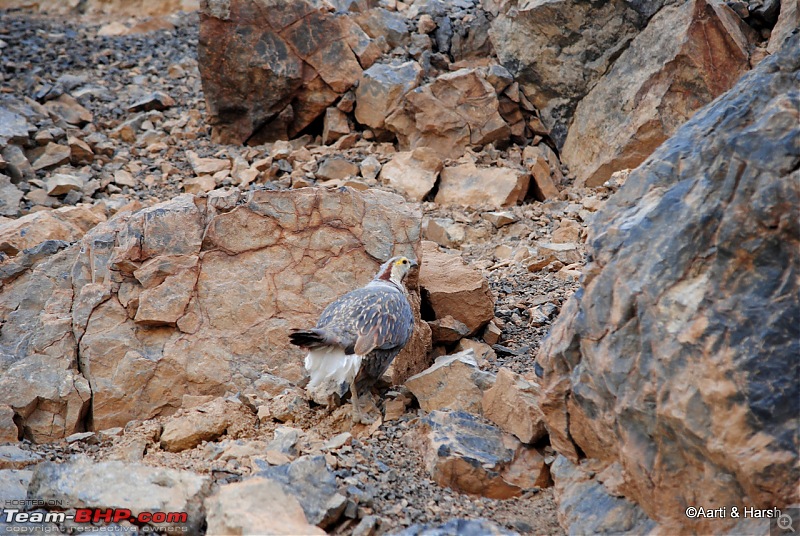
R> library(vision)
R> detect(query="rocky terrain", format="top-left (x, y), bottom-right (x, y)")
top-left (0, 0), bottom-right (797, 534)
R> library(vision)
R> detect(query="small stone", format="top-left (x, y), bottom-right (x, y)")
top-left (316, 157), bottom-right (359, 181)
top-left (322, 432), bottom-right (352, 451)
top-left (482, 321), bottom-right (503, 346)
top-left (29, 143), bottom-right (71, 170)
top-left (128, 91), bottom-right (177, 112)
top-left (427, 315), bottom-right (471, 344)
top-left (182, 175), bottom-right (216, 194)
top-left (379, 148), bottom-right (442, 202)
top-left (45, 173), bottom-right (86, 196)
top-left (360, 155), bottom-right (381, 181)
top-left (482, 211), bottom-right (518, 228)
top-left (113, 169), bottom-right (137, 187)
top-left (384, 399), bottom-right (406, 421)
top-left (186, 150), bottom-right (231, 175)
top-left (0, 174), bottom-right (23, 216)
top-left (65, 431), bottom-right (97, 444)
top-left (43, 94), bottom-right (93, 126)
top-left (322, 107), bottom-right (351, 145)
top-left (67, 135), bottom-right (94, 165)
top-left (424, 218), bottom-right (465, 249)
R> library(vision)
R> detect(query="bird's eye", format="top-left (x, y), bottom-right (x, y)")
top-left (402, 259), bottom-right (408, 264)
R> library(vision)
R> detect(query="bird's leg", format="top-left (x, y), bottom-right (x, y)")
top-left (349, 378), bottom-right (374, 424)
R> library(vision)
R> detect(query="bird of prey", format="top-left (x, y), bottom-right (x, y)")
top-left (289, 256), bottom-right (417, 423)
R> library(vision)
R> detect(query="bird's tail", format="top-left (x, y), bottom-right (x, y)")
top-left (289, 328), bottom-right (329, 348)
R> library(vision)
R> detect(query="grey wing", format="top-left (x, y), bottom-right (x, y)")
top-left (317, 287), bottom-right (413, 354)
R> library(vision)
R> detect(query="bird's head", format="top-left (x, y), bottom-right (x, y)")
top-left (376, 256), bottom-right (418, 286)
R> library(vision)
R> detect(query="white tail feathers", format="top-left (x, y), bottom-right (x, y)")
top-left (304, 347), bottom-right (363, 389)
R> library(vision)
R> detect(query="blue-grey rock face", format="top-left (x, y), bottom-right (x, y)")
top-left (538, 32), bottom-right (799, 534)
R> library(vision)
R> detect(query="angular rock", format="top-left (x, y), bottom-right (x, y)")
top-left (0, 174), bottom-right (23, 217)
top-left (28, 459), bottom-right (210, 532)
top-left (43, 94), bottom-right (93, 126)
top-left (198, 0), bottom-right (364, 143)
top-left (0, 205), bottom-right (105, 256)
top-left (379, 147), bottom-right (442, 202)
top-left (482, 368), bottom-right (547, 444)
top-left (160, 398), bottom-right (256, 452)
top-left (2, 145), bottom-right (35, 183)
top-left (186, 150), bottom-right (230, 175)
top-left (562, 0), bottom-right (754, 187)
top-left (28, 143), bottom-right (71, 171)
top-left (315, 157), bottom-right (359, 181)
top-left (205, 477), bottom-right (325, 535)
top-left (359, 155), bottom-right (381, 180)
top-left (67, 135), bottom-right (94, 165)
top-left (435, 160), bottom-right (528, 208)
top-left (419, 241), bottom-right (494, 335)
top-left (0, 101), bottom-right (35, 146)
top-left (538, 34), bottom-right (800, 533)
top-left (0, 406), bottom-right (17, 443)
top-left (481, 211), bottom-right (517, 228)
top-left (416, 410), bottom-right (550, 499)
top-left (490, 0), bottom-right (666, 145)
top-left (424, 218), bottom-right (465, 249)
top-left (45, 173), bottom-right (85, 196)
top-left (256, 455), bottom-right (346, 528)
top-left (767, 0), bottom-right (798, 54)
top-left (405, 350), bottom-right (494, 414)
top-left (129, 91), bottom-right (177, 112)
top-left (0, 189), bottom-right (419, 436)
top-left (322, 106), bottom-right (351, 145)
top-left (355, 61), bottom-right (422, 131)
top-left (0, 445), bottom-right (42, 469)
top-left (386, 68), bottom-right (510, 159)
top-left (523, 144), bottom-right (559, 200)
top-left (354, 7), bottom-right (409, 49)
top-left (427, 315), bottom-right (470, 344)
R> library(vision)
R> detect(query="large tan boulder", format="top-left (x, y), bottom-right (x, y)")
top-left (198, 0), bottom-right (372, 143)
top-left (418, 241), bottom-right (494, 336)
top-left (435, 160), bottom-right (528, 209)
top-left (385, 68), bottom-right (510, 159)
top-left (538, 35), bottom-right (800, 534)
top-left (561, 0), bottom-right (755, 187)
top-left (0, 188), bottom-right (423, 438)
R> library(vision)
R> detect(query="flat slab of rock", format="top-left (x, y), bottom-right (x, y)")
top-left (27, 459), bottom-right (211, 532)
top-left (205, 476), bottom-right (325, 535)
top-left (435, 160), bottom-right (528, 209)
top-left (0, 445), bottom-right (43, 470)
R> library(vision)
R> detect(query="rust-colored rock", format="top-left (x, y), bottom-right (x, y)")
top-left (538, 35), bottom-right (800, 534)
top-left (198, 0), bottom-right (366, 143)
top-left (385, 68), bottom-right (510, 160)
top-left (482, 368), bottom-right (547, 444)
top-left (416, 410), bottom-right (550, 499)
top-left (561, 0), bottom-right (754, 187)
top-left (419, 241), bottom-right (494, 336)
top-left (0, 188), bottom-right (422, 437)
